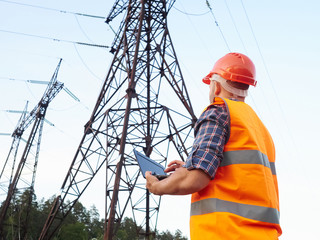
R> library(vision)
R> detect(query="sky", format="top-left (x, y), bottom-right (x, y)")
top-left (0, 0), bottom-right (320, 239)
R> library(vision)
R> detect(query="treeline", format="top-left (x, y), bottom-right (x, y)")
top-left (0, 190), bottom-right (187, 240)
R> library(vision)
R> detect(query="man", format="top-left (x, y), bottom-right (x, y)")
top-left (146, 52), bottom-right (282, 239)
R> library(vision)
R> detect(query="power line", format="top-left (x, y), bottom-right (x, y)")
top-left (223, 0), bottom-right (248, 53)
top-left (1, 0), bottom-right (115, 48)
top-left (171, 1), bottom-right (216, 101)
top-left (0, 0), bottom-right (105, 19)
top-left (73, 44), bottom-right (104, 82)
top-left (240, 0), bottom-right (298, 154)
top-left (240, 0), bottom-right (283, 116)
top-left (0, 29), bottom-right (110, 49)
top-left (74, 15), bottom-right (95, 44)
top-left (173, 6), bottom-right (210, 16)
top-left (205, 0), bottom-right (231, 52)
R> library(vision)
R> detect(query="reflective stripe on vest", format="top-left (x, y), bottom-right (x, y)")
top-left (190, 198), bottom-right (280, 224)
top-left (221, 150), bottom-right (277, 175)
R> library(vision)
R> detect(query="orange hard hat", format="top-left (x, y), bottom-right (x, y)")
top-left (202, 52), bottom-right (257, 86)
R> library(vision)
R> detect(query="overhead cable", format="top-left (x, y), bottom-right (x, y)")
top-left (73, 44), bottom-right (104, 82)
top-left (1, 0), bottom-right (114, 46)
top-left (0, 0), bottom-right (105, 19)
top-left (0, 29), bottom-right (110, 49)
top-left (223, 0), bottom-right (248, 53)
top-left (173, 6), bottom-right (210, 16)
top-left (240, 0), bottom-right (298, 153)
top-left (74, 15), bottom-right (95, 43)
top-left (240, 0), bottom-right (283, 117)
top-left (171, 1), bottom-right (215, 102)
top-left (205, 0), bottom-right (231, 52)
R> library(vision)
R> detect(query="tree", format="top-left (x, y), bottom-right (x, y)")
top-left (157, 230), bottom-right (174, 240)
top-left (0, 188), bottom-right (40, 240)
top-left (0, 192), bottom-right (187, 239)
top-left (87, 205), bottom-right (104, 239)
top-left (173, 229), bottom-right (187, 240)
top-left (115, 217), bottom-right (139, 240)
top-left (156, 229), bottom-right (188, 240)
top-left (59, 222), bottom-right (88, 240)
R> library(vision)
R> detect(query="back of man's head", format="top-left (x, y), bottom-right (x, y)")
top-left (211, 74), bottom-right (249, 99)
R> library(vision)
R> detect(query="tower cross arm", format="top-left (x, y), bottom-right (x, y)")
top-left (105, 0), bottom-right (128, 24)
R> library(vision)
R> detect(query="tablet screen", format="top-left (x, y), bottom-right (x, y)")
top-left (134, 149), bottom-right (167, 178)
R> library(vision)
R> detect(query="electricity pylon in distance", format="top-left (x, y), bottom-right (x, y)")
top-left (0, 59), bottom-right (64, 239)
top-left (39, 1), bottom-right (197, 239)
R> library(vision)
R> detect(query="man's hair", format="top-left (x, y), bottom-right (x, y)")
top-left (226, 80), bottom-right (249, 90)
top-left (211, 74), bottom-right (249, 97)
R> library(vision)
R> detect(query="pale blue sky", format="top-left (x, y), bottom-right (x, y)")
top-left (1, 0), bottom-right (319, 239)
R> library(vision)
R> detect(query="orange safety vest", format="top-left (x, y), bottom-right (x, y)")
top-left (190, 97), bottom-right (282, 240)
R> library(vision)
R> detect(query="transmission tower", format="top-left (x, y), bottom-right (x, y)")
top-left (0, 59), bottom-right (64, 239)
top-left (0, 102), bottom-right (29, 196)
top-left (39, 0), bottom-right (197, 239)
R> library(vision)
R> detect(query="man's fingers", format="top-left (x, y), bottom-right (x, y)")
top-left (168, 160), bottom-right (184, 167)
top-left (168, 160), bottom-right (180, 166)
top-left (145, 171), bottom-right (158, 181)
top-left (164, 165), bottom-right (177, 173)
top-left (165, 160), bottom-right (185, 173)
top-left (145, 171), bottom-right (160, 195)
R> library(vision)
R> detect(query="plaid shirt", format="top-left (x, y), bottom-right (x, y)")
top-left (184, 103), bottom-right (229, 179)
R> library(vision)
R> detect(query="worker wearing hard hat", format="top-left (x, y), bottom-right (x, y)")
top-left (146, 53), bottom-right (282, 239)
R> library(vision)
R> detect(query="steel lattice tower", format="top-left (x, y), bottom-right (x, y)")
top-left (0, 59), bottom-right (64, 239)
top-left (39, 0), bottom-right (197, 239)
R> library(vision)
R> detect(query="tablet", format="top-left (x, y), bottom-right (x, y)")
top-left (134, 149), bottom-right (168, 180)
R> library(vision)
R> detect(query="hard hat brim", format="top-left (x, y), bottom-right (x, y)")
top-left (202, 71), bottom-right (257, 87)
top-left (202, 73), bottom-right (212, 85)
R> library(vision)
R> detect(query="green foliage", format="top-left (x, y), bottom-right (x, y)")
top-left (0, 190), bottom-right (104, 240)
top-left (156, 229), bottom-right (188, 240)
top-left (114, 217), bottom-right (188, 240)
top-left (0, 190), bottom-right (187, 240)
top-left (59, 222), bottom-right (88, 240)
top-left (115, 217), bottom-right (140, 240)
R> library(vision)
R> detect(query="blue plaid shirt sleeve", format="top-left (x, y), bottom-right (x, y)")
top-left (184, 104), bottom-right (229, 179)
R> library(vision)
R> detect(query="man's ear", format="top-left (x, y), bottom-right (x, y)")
top-left (214, 81), bottom-right (221, 95)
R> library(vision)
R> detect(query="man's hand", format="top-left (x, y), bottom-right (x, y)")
top-left (165, 160), bottom-right (185, 173)
top-left (145, 171), bottom-right (162, 195)
top-left (146, 162), bottom-right (210, 196)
